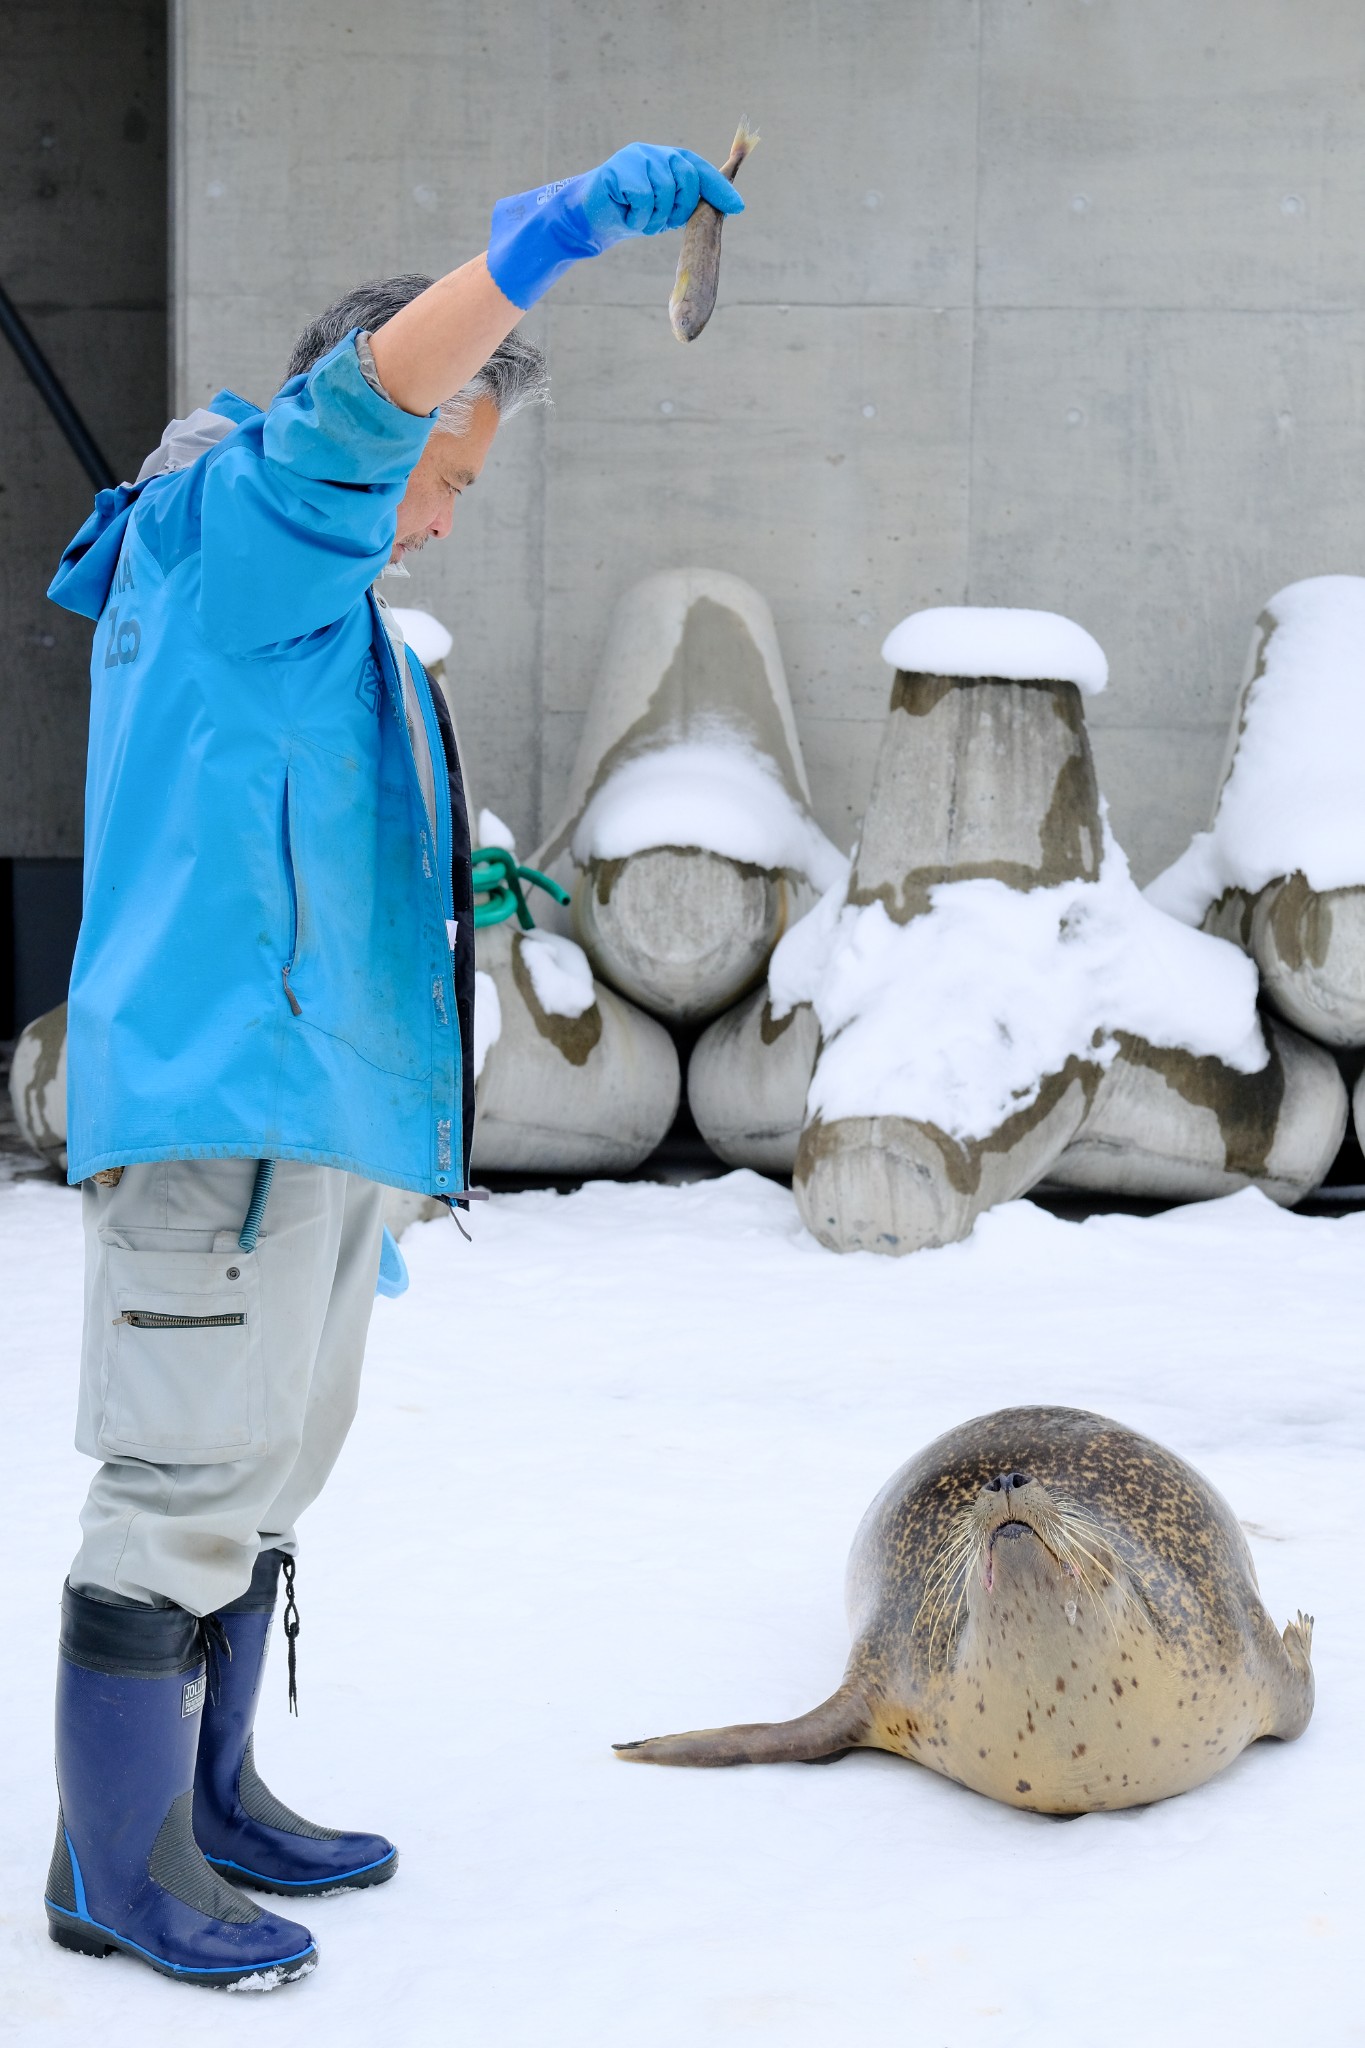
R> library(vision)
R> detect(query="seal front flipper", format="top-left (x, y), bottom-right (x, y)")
top-left (613, 1680), bottom-right (871, 1767)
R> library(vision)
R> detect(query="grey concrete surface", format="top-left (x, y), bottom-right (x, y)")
top-left (688, 990), bottom-right (818, 1174)
top-left (471, 922), bottom-right (680, 1171)
top-left (0, 0), bottom-right (167, 860)
top-left (1047, 1016), bottom-right (1349, 1207)
top-left (173, 0), bottom-right (1365, 881)
top-left (1206, 882), bottom-right (1365, 1050)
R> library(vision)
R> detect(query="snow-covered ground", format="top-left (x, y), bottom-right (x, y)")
top-left (2, 1171), bottom-right (1362, 2046)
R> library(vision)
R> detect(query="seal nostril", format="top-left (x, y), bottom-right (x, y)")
top-left (988, 1471), bottom-right (1032, 1493)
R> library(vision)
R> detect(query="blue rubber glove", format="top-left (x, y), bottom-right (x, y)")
top-left (487, 142), bottom-right (746, 311)
top-left (374, 1225), bottom-right (409, 1299)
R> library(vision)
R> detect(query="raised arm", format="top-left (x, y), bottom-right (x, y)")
top-left (368, 142), bottom-right (744, 417)
top-left (366, 254), bottom-right (520, 421)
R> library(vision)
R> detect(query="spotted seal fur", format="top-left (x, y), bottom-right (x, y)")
top-left (615, 1406), bottom-right (1314, 1813)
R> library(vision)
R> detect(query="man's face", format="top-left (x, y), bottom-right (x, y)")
top-left (390, 394), bottom-right (500, 564)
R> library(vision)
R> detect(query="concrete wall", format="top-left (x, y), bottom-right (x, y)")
top-left (175, 0), bottom-right (1365, 883)
top-left (0, 0), bottom-right (167, 860)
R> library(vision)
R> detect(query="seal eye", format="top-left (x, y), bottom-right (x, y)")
top-left (986, 1471), bottom-right (1031, 1494)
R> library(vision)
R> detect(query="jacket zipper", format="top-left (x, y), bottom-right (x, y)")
top-left (373, 608), bottom-right (462, 1190)
top-left (281, 775), bottom-right (302, 1015)
top-left (114, 1310), bottom-right (246, 1330)
top-left (398, 636), bottom-right (461, 1155)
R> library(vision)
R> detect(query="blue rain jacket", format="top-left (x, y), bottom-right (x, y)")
top-left (48, 334), bottom-right (475, 1197)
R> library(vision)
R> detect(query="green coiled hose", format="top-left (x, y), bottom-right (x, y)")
top-left (471, 847), bottom-right (571, 930)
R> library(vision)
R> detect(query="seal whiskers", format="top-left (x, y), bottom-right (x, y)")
top-left (614, 1679), bottom-right (872, 1768)
top-left (1032, 1493), bottom-right (1144, 1637)
top-left (912, 1517), bottom-right (980, 1658)
top-left (917, 1480), bottom-right (1134, 1651)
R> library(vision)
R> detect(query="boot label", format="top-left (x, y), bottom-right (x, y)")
top-left (181, 1674), bottom-right (206, 1718)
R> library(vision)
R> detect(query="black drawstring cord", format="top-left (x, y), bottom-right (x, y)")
top-left (280, 1554), bottom-right (301, 1716)
top-left (444, 1188), bottom-right (489, 1243)
top-left (198, 1613), bottom-right (232, 1707)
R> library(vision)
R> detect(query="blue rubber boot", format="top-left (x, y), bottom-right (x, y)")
top-left (46, 1583), bottom-right (317, 1989)
top-left (194, 1550), bottom-right (397, 1897)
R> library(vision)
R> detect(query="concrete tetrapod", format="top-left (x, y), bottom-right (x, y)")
top-left (535, 570), bottom-right (843, 1025)
top-left (8, 1001), bottom-right (68, 1170)
top-left (1149, 577), bottom-right (1365, 1047)
top-left (1047, 1015), bottom-right (1348, 1205)
top-left (1203, 880), bottom-right (1365, 1048)
top-left (797, 1067), bottom-right (1101, 1256)
top-left (687, 988), bottom-right (819, 1172)
top-left (471, 922), bottom-right (679, 1173)
top-left (793, 609), bottom-right (1111, 1255)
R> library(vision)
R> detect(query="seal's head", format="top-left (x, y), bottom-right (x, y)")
top-left (915, 1463), bottom-right (1137, 1662)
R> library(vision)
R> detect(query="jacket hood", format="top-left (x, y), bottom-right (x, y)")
top-left (48, 389), bottom-right (259, 620)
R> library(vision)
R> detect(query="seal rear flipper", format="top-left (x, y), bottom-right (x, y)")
top-left (1266, 1609), bottom-right (1315, 1740)
top-left (612, 1682), bottom-right (871, 1767)
top-left (1282, 1609), bottom-right (1314, 1676)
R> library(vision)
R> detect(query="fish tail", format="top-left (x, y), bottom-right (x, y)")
top-left (723, 120), bottom-right (760, 180)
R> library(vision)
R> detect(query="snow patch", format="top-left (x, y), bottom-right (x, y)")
top-left (1148, 575), bottom-right (1365, 917)
top-left (476, 808), bottom-right (516, 854)
top-left (571, 737), bottom-right (847, 890)
top-left (519, 931), bottom-right (597, 1019)
top-left (771, 828), bottom-right (1265, 1138)
top-left (473, 970), bottom-right (502, 1080)
top-left (389, 607), bottom-right (453, 667)
top-left (881, 606), bottom-right (1109, 695)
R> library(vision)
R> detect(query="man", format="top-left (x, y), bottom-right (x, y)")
top-left (43, 141), bottom-right (744, 1991)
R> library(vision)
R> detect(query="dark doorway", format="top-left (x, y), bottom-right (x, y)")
top-left (0, 0), bottom-right (168, 1038)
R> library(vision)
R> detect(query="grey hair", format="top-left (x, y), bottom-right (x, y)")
top-left (285, 273), bottom-right (550, 429)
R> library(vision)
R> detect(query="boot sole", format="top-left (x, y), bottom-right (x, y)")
top-left (204, 1844), bottom-right (398, 1897)
top-left (46, 1902), bottom-right (317, 1989)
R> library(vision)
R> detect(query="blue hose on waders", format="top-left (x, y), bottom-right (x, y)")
top-left (238, 1160), bottom-right (275, 1252)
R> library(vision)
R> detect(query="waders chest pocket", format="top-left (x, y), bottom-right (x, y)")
top-left (98, 1245), bottom-right (266, 1462)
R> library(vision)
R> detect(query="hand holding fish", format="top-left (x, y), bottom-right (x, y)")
top-left (487, 141), bottom-right (746, 311)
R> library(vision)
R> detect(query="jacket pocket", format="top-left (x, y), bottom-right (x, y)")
top-left (97, 1244), bottom-right (266, 1463)
top-left (281, 772), bottom-right (302, 1016)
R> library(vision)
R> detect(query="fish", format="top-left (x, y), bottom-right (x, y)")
top-left (669, 121), bottom-right (759, 343)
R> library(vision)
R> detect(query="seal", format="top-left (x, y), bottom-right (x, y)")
top-left (614, 1406), bottom-right (1314, 1813)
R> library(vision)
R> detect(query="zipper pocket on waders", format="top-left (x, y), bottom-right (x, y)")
top-left (281, 775), bottom-right (302, 1015)
top-left (99, 1243), bottom-right (264, 1461)
top-left (114, 1310), bottom-right (247, 1330)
